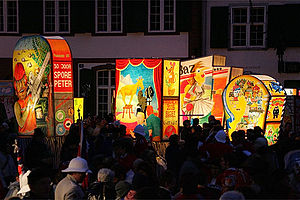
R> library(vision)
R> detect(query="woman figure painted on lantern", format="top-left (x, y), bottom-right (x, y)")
top-left (182, 63), bottom-right (214, 118)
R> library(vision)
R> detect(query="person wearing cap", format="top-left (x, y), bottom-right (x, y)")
top-left (55, 157), bottom-right (91, 200)
top-left (13, 62), bottom-right (37, 135)
top-left (133, 125), bottom-right (148, 156)
top-left (199, 130), bottom-right (233, 160)
top-left (115, 180), bottom-right (131, 200)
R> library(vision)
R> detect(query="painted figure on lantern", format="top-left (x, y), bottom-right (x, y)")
top-left (182, 63), bottom-right (214, 118)
top-left (119, 77), bottom-right (144, 106)
top-left (13, 62), bottom-right (37, 135)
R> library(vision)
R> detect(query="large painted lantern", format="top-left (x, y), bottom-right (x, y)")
top-left (13, 36), bottom-right (73, 137)
top-left (162, 60), bottom-right (180, 140)
top-left (115, 59), bottom-right (162, 139)
top-left (179, 55), bottom-right (243, 126)
top-left (223, 75), bottom-right (285, 145)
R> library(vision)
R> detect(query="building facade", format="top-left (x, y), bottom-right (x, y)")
top-left (202, 0), bottom-right (300, 130)
top-left (0, 0), bottom-right (202, 117)
top-left (203, 0), bottom-right (300, 85)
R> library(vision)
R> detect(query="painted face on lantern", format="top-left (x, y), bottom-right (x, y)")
top-left (194, 67), bottom-right (205, 85)
top-left (15, 76), bottom-right (28, 100)
top-left (233, 88), bottom-right (241, 98)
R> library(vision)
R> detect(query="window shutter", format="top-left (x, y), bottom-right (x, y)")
top-left (210, 6), bottom-right (228, 48)
top-left (283, 4), bottom-right (300, 47)
top-left (19, 1), bottom-right (43, 34)
top-left (70, 0), bottom-right (93, 33)
top-left (176, 0), bottom-right (192, 32)
top-left (267, 5), bottom-right (285, 48)
top-left (124, 0), bottom-right (147, 33)
top-left (80, 68), bottom-right (95, 116)
top-left (268, 5), bottom-right (300, 48)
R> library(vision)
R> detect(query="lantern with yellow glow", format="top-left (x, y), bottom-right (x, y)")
top-left (223, 75), bottom-right (286, 145)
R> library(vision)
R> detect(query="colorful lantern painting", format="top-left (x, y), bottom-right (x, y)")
top-left (163, 60), bottom-right (180, 97)
top-left (223, 75), bottom-right (286, 145)
top-left (115, 59), bottom-right (162, 135)
top-left (45, 37), bottom-right (74, 136)
top-left (180, 57), bottom-right (214, 124)
top-left (13, 36), bottom-right (74, 137)
top-left (211, 67), bottom-right (243, 124)
top-left (13, 36), bottom-right (53, 137)
top-left (254, 75), bottom-right (286, 145)
top-left (162, 99), bottom-right (179, 140)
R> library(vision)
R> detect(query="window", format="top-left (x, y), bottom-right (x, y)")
top-left (231, 6), bottom-right (266, 48)
top-left (96, 0), bottom-right (122, 33)
top-left (97, 70), bottom-right (115, 117)
top-left (148, 0), bottom-right (175, 32)
top-left (0, 0), bottom-right (18, 33)
top-left (44, 0), bottom-right (70, 33)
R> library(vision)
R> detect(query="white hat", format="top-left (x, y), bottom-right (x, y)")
top-left (62, 157), bottom-right (92, 173)
top-left (215, 130), bottom-right (226, 143)
top-left (17, 170), bottom-right (31, 195)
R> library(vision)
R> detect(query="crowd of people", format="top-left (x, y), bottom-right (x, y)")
top-left (0, 114), bottom-right (300, 199)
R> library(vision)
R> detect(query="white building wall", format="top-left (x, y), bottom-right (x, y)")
top-left (204, 0), bottom-right (300, 84)
top-left (0, 32), bottom-right (189, 59)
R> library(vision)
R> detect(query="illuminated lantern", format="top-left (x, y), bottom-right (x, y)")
top-left (223, 75), bottom-right (286, 145)
top-left (162, 60), bottom-right (180, 140)
top-left (115, 59), bottom-right (162, 139)
top-left (179, 56), bottom-right (243, 126)
top-left (13, 36), bottom-right (74, 137)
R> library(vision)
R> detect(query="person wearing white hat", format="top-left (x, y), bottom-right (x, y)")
top-left (55, 157), bottom-right (91, 200)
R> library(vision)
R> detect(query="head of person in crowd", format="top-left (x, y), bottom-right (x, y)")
top-left (113, 138), bottom-right (133, 158)
top-left (97, 168), bottom-right (114, 183)
top-left (111, 163), bottom-right (127, 184)
top-left (193, 118), bottom-right (199, 126)
top-left (183, 120), bottom-right (191, 129)
top-left (27, 168), bottom-right (51, 199)
top-left (115, 180), bottom-right (131, 200)
top-left (120, 125), bottom-right (127, 137)
top-left (132, 161), bottom-right (154, 190)
top-left (179, 172), bottom-right (199, 195)
top-left (135, 187), bottom-right (159, 200)
top-left (159, 170), bottom-right (176, 193)
top-left (62, 157), bottom-right (91, 183)
top-left (0, 122), bottom-right (9, 133)
top-left (141, 150), bottom-right (157, 167)
top-left (215, 130), bottom-right (227, 144)
top-left (213, 120), bottom-right (222, 127)
top-left (133, 125), bottom-right (146, 139)
top-left (132, 159), bottom-right (144, 174)
top-left (253, 137), bottom-right (268, 153)
top-left (32, 128), bottom-right (45, 143)
top-left (208, 115), bottom-right (216, 124)
top-left (219, 190), bottom-right (245, 200)
top-left (169, 134), bottom-right (179, 146)
top-left (254, 126), bottom-right (264, 136)
top-left (231, 130), bottom-right (245, 146)
top-left (283, 122), bottom-right (292, 135)
top-left (202, 122), bottom-right (212, 136)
